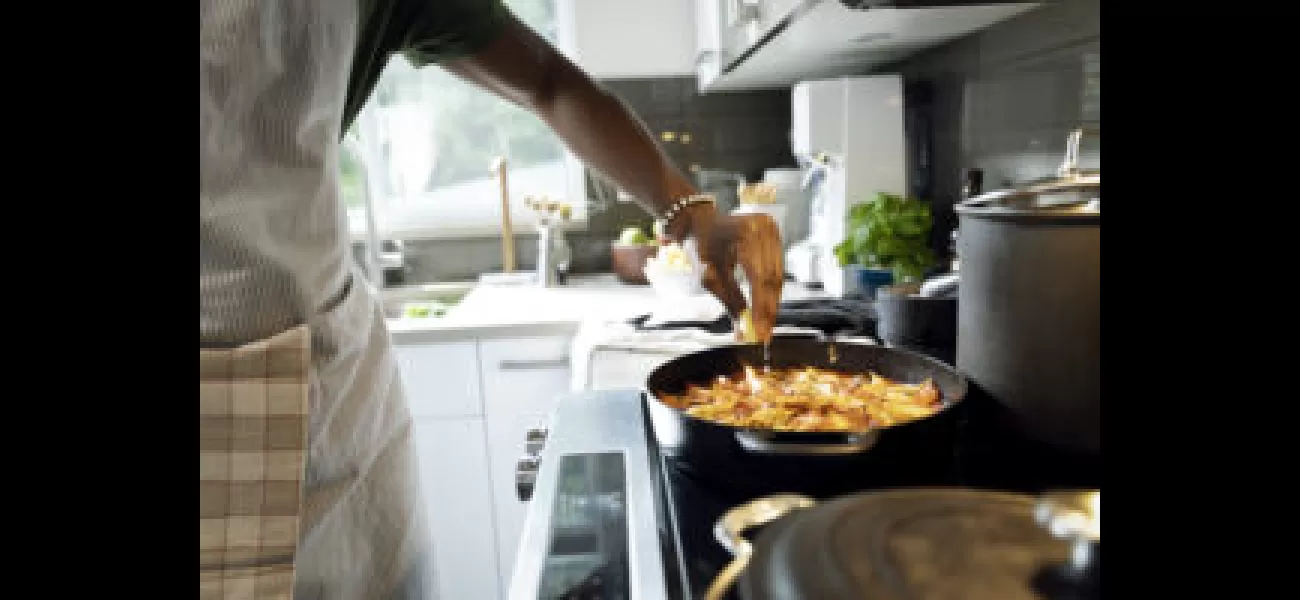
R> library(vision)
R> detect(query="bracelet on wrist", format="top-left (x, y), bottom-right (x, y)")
top-left (655, 194), bottom-right (715, 240)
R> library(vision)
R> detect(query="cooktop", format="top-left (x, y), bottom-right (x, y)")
top-left (510, 386), bottom-right (1101, 600)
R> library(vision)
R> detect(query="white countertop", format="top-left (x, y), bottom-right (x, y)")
top-left (386, 273), bottom-right (827, 344)
top-left (387, 274), bottom-right (657, 343)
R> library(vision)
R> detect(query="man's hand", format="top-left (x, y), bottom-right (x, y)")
top-left (673, 204), bottom-right (784, 343)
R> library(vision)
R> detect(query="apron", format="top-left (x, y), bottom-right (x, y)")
top-left (200, 0), bottom-right (432, 598)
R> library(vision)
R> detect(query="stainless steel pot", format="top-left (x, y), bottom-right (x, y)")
top-left (955, 128), bottom-right (1100, 455)
top-left (705, 488), bottom-right (1101, 600)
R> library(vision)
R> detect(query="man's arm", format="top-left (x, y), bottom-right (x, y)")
top-left (439, 12), bottom-right (698, 238)
top-left (441, 11), bottom-right (784, 341)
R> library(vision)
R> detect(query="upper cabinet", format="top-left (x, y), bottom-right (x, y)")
top-left (559, 0), bottom-right (1042, 92)
top-left (700, 0), bottom-right (1043, 92)
top-left (556, 0), bottom-right (697, 79)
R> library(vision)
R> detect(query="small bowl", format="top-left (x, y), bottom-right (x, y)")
top-left (644, 263), bottom-right (705, 298)
top-left (610, 243), bottom-right (657, 284)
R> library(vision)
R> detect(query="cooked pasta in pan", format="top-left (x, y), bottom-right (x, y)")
top-left (658, 366), bottom-right (943, 431)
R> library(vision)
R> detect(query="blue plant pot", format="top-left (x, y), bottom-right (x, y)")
top-left (849, 266), bottom-right (894, 299)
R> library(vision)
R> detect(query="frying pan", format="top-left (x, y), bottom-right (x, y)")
top-left (643, 336), bottom-right (969, 496)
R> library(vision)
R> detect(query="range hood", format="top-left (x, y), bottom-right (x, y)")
top-left (700, 0), bottom-right (1041, 92)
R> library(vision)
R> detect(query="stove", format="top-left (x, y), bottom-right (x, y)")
top-left (508, 388), bottom-right (1101, 600)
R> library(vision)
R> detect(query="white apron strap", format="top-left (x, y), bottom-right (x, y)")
top-left (200, 325), bottom-right (311, 600)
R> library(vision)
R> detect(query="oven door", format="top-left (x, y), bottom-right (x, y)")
top-left (535, 452), bottom-right (631, 598)
top-left (508, 391), bottom-right (686, 600)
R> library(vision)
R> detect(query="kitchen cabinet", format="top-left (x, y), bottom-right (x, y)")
top-left (394, 334), bottom-right (575, 599)
top-left (557, 0), bottom-right (696, 79)
top-left (697, 0), bottom-right (1041, 93)
top-left (479, 335), bottom-right (572, 595)
top-left (395, 341), bottom-right (482, 418)
top-left (393, 341), bottom-right (498, 600)
top-left (412, 417), bottom-right (500, 600)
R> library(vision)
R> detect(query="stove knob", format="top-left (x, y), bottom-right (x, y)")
top-left (524, 427), bottom-right (549, 455)
top-left (516, 454), bottom-right (542, 502)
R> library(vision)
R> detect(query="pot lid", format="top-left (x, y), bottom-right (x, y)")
top-left (957, 129), bottom-right (1100, 219)
top-left (734, 488), bottom-right (1100, 600)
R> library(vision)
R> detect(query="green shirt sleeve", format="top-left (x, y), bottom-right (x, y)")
top-left (343, 0), bottom-right (509, 133)
top-left (398, 0), bottom-right (510, 66)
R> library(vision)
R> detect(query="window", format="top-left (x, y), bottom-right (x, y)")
top-left (339, 0), bottom-right (583, 240)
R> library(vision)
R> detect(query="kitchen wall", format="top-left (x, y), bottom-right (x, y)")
top-left (375, 0), bottom-right (1099, 282)
top-left (385, 77), bottom-right (796, 283)
top-left (877, 0), bottom-right (1100, 254)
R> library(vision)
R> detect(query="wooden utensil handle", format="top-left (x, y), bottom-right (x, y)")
top-left (494, 158), bottom-right (516, 272)
top-left (734, 214), bottom-right (784, 343)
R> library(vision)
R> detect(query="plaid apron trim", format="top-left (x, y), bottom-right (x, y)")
top-left (200, 325), bottom-right (311, 600)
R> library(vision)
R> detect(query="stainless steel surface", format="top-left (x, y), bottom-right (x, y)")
top-left (498, 357), bottom-right (570, 371)
top-left (346, 134), bottom-right (384, 288)
top-left (959, 128), bottom-right (1100, 215)
top-left (705, 494), bottom-right (818, 600)
top-left (378, 239), bottom-right (405, 272)
top-left (378, 282), bottom-right (474, 320)
top-left (508, 391), bottom-right (671, 600)
top-left (918, 272), bottom-right (959, 298)
top-left (516, 454), bottom-right (541, 502)
top-left (732, 429), bottom-right (878, 455)
top-left (1035, 490), bottom-right (1100, 574)
top-left (955, 128), bottom-right (1100, 454)
top-left (524, 427), bottom-right (549, 455)
top-left (537, 226), bottom-right (557, 287)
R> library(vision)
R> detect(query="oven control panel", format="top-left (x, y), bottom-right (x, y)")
top-left (516, 426), bottom-right (549, 501)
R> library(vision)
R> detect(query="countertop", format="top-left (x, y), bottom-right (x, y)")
top-left (386, 273), bottom-right (826, 344)
top-left (387, 274), bottom-right (658, 343)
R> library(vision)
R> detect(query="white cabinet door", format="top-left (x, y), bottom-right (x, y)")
top-left (413, 417), bottom-right (500, 600)
top-left (394, 341), bottom-right (483, 418)
top-left (559, 0), bottom-right (696, 79)
top-left (479, 335), bottom-right (572, 596)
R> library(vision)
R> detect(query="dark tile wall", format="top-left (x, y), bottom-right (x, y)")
top-left (580, 76), bottom-right (796, 244)
top-left (599, 77), bottom-right (794, 183)
top-left (876, 0), bottom-right (1100, 254)
top-left (389, 76), bottom-right (797, 282)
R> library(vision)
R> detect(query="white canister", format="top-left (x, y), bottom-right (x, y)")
top-left (762, 168), bottom-right (810, 247)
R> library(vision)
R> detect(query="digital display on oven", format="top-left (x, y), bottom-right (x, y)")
top-left (537, 452), bottom-right (629, 600)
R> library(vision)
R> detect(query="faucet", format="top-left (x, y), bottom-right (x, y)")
top-left (535, 223), bottom-right (571, 287)
top-left (355, 145), bottom-right (386, 290)
top-left (348, 131), bottom-right (408, 291)
top-left (523, 196), bottom-right (572, 287)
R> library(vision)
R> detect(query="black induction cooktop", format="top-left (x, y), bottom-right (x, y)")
top-left (646, 385), bottom-right (1102, 600)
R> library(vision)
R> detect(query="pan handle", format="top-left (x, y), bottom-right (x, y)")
top-left (734, 429), bottom-right (880, 455)
top-left (705, 493), bottom-right (818, 600)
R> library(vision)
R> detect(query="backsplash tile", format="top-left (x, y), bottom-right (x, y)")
top-left (875, 0), bottom-right (1100, 252)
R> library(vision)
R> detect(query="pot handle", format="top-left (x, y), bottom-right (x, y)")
top-left (1035, 490), bottom-right (1100, 579)
top-left (705, 494), bottom-right (818, 600)
top-left (734, 429), bottom-right (879, 455)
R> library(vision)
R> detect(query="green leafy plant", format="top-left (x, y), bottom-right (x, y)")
top-left (833, 192), bottom-right (937, 282)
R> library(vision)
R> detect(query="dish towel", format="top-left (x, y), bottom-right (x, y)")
top-left (200, 326), bottom-right (311, 600)
top-left (570, 318), bottom-right (878, 391)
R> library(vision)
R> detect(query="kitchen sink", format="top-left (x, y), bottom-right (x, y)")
top-left (379, 282), bottom-right (475, 320)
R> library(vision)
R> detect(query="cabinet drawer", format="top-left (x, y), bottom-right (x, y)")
top-left (394, 341), bottom-right (483, 418)
top-left (478, 336), bottom-right (572, 414)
